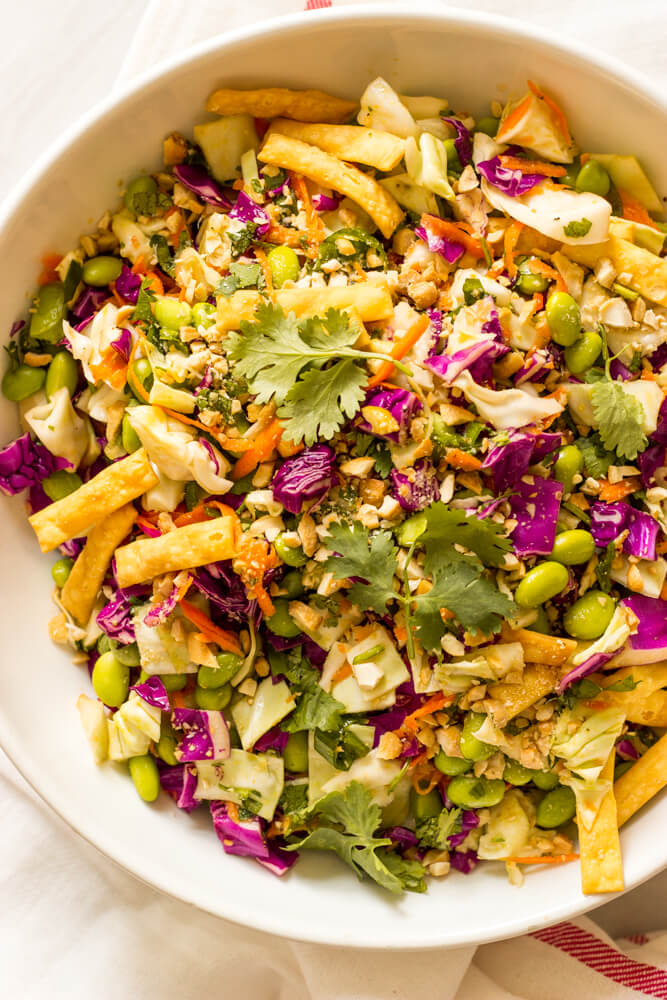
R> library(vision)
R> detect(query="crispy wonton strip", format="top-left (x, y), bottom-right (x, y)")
top-left (485, 664), bottom-right (560, 725)
top-left (502, 626), bottom-right (578, 666)
top-left (258, 133), bottom-right (404, 238)
top-left (61, 505), bottom-right (137, 626)
top-left (267, 120), bottom-right (405, 171)
top-left (616, 731), bottom-right (667, 828)
top-left (578, 752), bottom-right (624, 894)
top-left (29, 449), bottom-right (158, 553)
top-left (600, 664), bottom-right (667, 726)
top-left (206, 87), bottom-right (356, 124)
top-left (563, 235), bottom-right (667, 307)
top-left (216, 284), bottom-right (393, 330)
top-left (115, 515), bottom-right (239, 587)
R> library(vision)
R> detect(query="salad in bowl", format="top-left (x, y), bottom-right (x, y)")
top-left (2, 75), bottom-right (667, 898)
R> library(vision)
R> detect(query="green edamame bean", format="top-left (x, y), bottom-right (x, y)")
top-left (216, 651), bottom-right (243, 683)
top-left (125, 175), bottom-right (159, 217)
top-left (160, 673), bottom-right (187, 692)
top-left (132, 358), bottom-right (153, 388)
top-left (30, 283), bottom-right (65, 343)
top-left (114, 644), bottom-right (141, 667)
top-left (192, 302), bottom-right (216, 328)
top-left (1, 364), bottom-right (46, 401)
top-left (516, 259), bottom-right (549, 295)
top-left (198, 664), bottom-right (229, 690)
top-left (410, 786), bottom-right (442, 822)
top-left (475, 116), bottom-right (499, 137)
top-left (282, 570), bottom-right (305, 600)
top-left (575, 159), bottom-right (610, 197)
top-left (283, 732), bottom-right (308, 773)
top-left (503, 761), bottom-right (534, 786)
top-left (536, 785), bottom-right (576, 828)
top-left (564, 330), bottom-right (603, 374)
top-left (266, 599), bottom-right (301, 638)
top-left (546, 291), bottom-right (581, 346)
top-left (92, 651), bottom-right (130, 707)
top-left (434, 750), bottom-right (473, 776)
top-left (274, 533), bottom-right (308, 567)
top-left (554, 445), bottom-right (584, 494)
top-left (515, 561), bottom-right (569, 608)
top-left (45, 351), bottom-right (78, 398)
top-left (195, 683), bottom-right (231, 710)
top-left (154, 296), bottom-right (192, 330)
top-left (267, 246), bottom-right (300, 287)
top-left (396, 511), bottom-right (428, 547)
top-left (559, 161), bottom-right (580, 188)
top-left (157, 724), bottom-right (179, 766)
top-left (447, 775), bottom-right (506, 809)
top-left (128, 754), bottom-right (160, 802)
top-left (121, 414), bottom-right (142, 454)
top-left (551, 529), bottom-right (596, 566)
top-left (528, 607), bottom-right (552, 635)
top-left (98, 635), bottom-right (113, 655)
top-left (42, 470), bottom-right (83, 502)
top-left (82, 255), bottom-right (122, 288)
top-left (460, 713), bottom-right (496, 761)
top-left (51, 557), bottom-right (73, 588)
top-left (532, 770), bottom-right (560, 791)
top-left (443, 138), bottom-right (462, 174)
top-left (563, 591), bottom-right (615, 640)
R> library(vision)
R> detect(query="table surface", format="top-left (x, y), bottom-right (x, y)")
top-left (2, 0), bottom-right (666, 944)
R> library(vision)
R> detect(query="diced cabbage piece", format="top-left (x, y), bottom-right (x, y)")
top-left (76, 694), bottom-right (109, 764)
top-left (193, 115), bottom-right (259, 182)
top-left (24, 386), bottom-right (90, 467)
top-left (358, 77), bottom-right (418, 138)
top-left (610, 555), bottom-right (667, 600)
top-left (378, 175), bottom-right (439, 216)
top-left (405, 133), bottom-right (455, 202)
top-left (195, 749), bottom-right (284, 820)
top-left (477, 789), bottom-right (535, 860)
top-left (107, 692), bottom-right (162, 761)
top-left (307, 724), bottom-right (374, 805)
top-left (497, 89), bottom-right (575, 163)
top-left (128, 405), bottom-right (231, 494)
top-left (400, 95), bottom-right (448, 119)
top-left (319, 748), bottom-right (403, 808)
top-left (112, 213), bottom-right (157, 266)
top-left (454, 371), bottom-right (563, 429)
top-left (320, 626), bottom-right (409, 713)
top-left (134, 605), bottom-right (198, 675)
top-left (481, 181), bottom-right (611, 246)
top-left (231, 678), bottom-right (295, 751)
top-left (552, 704), bottom-right (625, 784)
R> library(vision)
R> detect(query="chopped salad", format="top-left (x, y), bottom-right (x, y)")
top-left (2, 77), bottom-right (667, 896)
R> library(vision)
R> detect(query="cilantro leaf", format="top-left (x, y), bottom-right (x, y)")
top-left (229, 222), bottom-right (259, 258)
top-left (415, 807), bottom-right (461, 849)
top-left (278, 782), bottom-right (309, 816)
top-left (595, 540), bottom-right (615, 593)
top-left (563, 218), bottom-right (592, 238)
top-left (607, 675), bottom-right (639, 692)
top-left (421, 502), bottom-right (512, 571)
top-left (131, 279), bottom-right (157, 323)
top-left (315, 227), bottom-right (387, 271)
top-left (576, 434), bottom-right (615, 479)
top-left (285, 782), bottom-right (425, 894)
top-left (323, 522), bottom-right (398, 613)
top-left (126, 185), bottom-right (171, 218)
top-left (412, 560), bottom-right (515, 645)
top-left (280, 652), bottom-right (345, 732)
top-left (280, 359), bottom-right (367, 445)
top-left (591, 379), bottom-right (648, 460)
top-left (353, 433), bottom-right (393, 478)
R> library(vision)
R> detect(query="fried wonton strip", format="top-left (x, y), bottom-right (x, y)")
top-left (61, 505), bottom-right (137, 626)
top-left (216, 284), bottom-right (394, 331)
top-left (502, 626), bottom-right (578, 666)
top-left (266, 120), bottom-right (405, 171)
top-left (206, 87), bottom-right (356, 124)
top-left (579, 752), bottom-right (624, 894)
top-left (258, 133), bottom-right (404, 238)
top-left (114, 515), bottom-right (239, 587)
top-left (616, 731), bottom-right (667, 828)
top-left (485, 664), bottom-right (559, 725)
top-left (29, 449), bottom-right (158, 553)
top-left (563, 234), bottom-right (667, 306)
top-left (599, 664), bottom-right (667, 726)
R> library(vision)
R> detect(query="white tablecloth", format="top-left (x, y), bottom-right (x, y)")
top-left (2, 1), bottom-right (667, 996)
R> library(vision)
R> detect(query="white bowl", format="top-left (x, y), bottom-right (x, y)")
top-left (1, 6), bottom-right (666, 950)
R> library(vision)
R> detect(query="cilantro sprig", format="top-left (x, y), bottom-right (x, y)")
top-left (590, 327), bottom-right (648, 461)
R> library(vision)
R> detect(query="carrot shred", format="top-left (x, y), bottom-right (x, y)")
top-left (265, 223), bottom-right (303, 248)
top-left (656, 539), bottom-right (667, 555)
top-left (527, 80), bottom-right (572, 147)
top-left (179, 599), bottom-right (242, 655)
top-left (254, 247), bottom-right (276, 302)
top-left (136, 515), bottom-right (161, 536)
top-left (528, 258), bottom-right (567, 293)
top-left (331, 663), bottom-right (353, 685)
top-left (444, 448), bottom-right (482, 471)
top-left (38, 252), bottom-right (62, 286)
top-left (499, 155), bottom-right (566, 178)
top-left (291, 173), bottom-right (325, 257)
top-left (88, 344), bottom-right (128, 389)
top-left (143, 270), bottom-right (164, 296)
top-left (420, 214), bottom-right (485, 260)
top-left (409, 761), bottom-right (440, 795)
top-left (618, 188), bottom-right (661, 230)
top-left (131, 255), bottom-right (146, 276)
top-left (172, 500), bottom-right (236, 528)
top-left (366, 314), bottom-right (430, 388)
top-left (504, 221), bottom-right (524, 280)
top-left (233, 534), bottom-right (280, 616)
top-left (504, 854), bottom-right (579, 865)
top-left (231, 418), bottom-right (284, 480)
top-left (599, 477), bottom-right (641, 502)
top-left (496, 94), bottom-right (532, 142)
top-left (161, 406), bottom-right (252, 453)
top-left (402, 693), bottom-right (454, 735)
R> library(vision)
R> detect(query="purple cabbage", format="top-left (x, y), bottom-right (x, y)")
top-left (621, 595), bottom-right (667, 651)
top-left (172, 708), bottom-right (230, 762)
top-left (448, 809), bottom-right (479, 849)
top-left (97, 591), bottom-right (138, 644)
top-left (110, 328), bottom-right (132, 364)
top-left (371, 681), bottom-right (423, 746)
top-left (172, 164), bottom-right (232, 210)
top-left (652, 397), bottom-right (667, 447)
top-left (426, 339), bottom-right (506, 384)
top-left (482, 432), bottom-right (534, 492)
top-left (114, 265), bottom-right (142, 304)
top-left (616, 738), bottom-right (639, 761)
top-left (131, 675), bottom-right (170, 711)
top-left (157, 761), bottom-right (200, 812)
top-left (358, 387), bottom-right (422, 443)
top-left (194, 366), bottom-right (213, 396)
top-left (557, 650), bottom-right (618, 693)
top-left (610, 359), bottom-right (635, 382)
top-left (442, 117), bottom-right (472, 166)
top-left (427, 308), bottom-right (443, 339)
top-left (638, 443), bottom-right (666, 487)
top-left (649, 343), bottom-right (667, 372)
top-left (311, 192), bottom-right (341, 211)
top-left (210, 802), bottom-right (297, 876)
top-left (385, 826), bottom-right (418, 849)
top-left (531, 432), bottom-right (562, 463)
top-left (414, 224), bottom-right (464, 264)
top-left (10, 319), bottom-right (25, 338)
top-left (60, 538), bottom-right (85, 559)
top-left (302, 636), bottom-right (327, 667)
top-left (514, 349), bottom-right (551, 386)
top-left (192, 561), bottom-right (261, 626)
top-left (590, 502), bottom-right (660, 561)
top-left (509, 476), bottom-right (563, 556)
top-left (272, 445), bottom-right (337, 514)
top-left (71, 285), bottom-right (107, 323)
top-left (390, 460), bottom-right (440, 512)
top-left (254, 727), bottom-right (289, 753)
top-left (450, 850), bottom-right (478, 874)
top-left (228, 190), bottom-right (271, 235)
top-left (0, 432), bottom-right (71, 497)
top-left (477, 156), bottom-right (544, 197)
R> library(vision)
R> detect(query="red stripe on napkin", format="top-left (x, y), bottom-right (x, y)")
top-left (532, 923), bottom-right (667, 998)
top-left (305, 0), bottom-right (333, 8)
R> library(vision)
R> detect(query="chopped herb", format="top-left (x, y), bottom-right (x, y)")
top-left (563, 218), bottom-right (592, 238)
top-left (595, 540), bottom-right (616, 592)
top-left (607, 675), bottom-right (638, 692)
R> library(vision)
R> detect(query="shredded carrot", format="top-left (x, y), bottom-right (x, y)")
top-left (393, 625), bottom-right (407, 643)
top-left (331, 663), bottom-right (353, 685)
top-left (109, 282), bottom-right (125, 307)
top-left (291, 173), bottom-right (325, 256)
top-left (504, 221), bottom-right (524, 280)
top-left (179, 599), bottom-right (242, 655)
top-left (504, 854), bottom-right (579, 865)
top-left (366, 314), bottom-right (430, 388)
top-left (231, 418), bottom-right (284, 480)
top-left (499, 155), bottom-right (566, 178)
top-left (254, 247), bottom-right (276, 302)
top-left (233, 534), bottom-right (280, 616)
top-left (528, 81), bottom-right (572, 147)
top-left (618, 188), bottom-right (661, 230)
top-left (161, 406), bottom-right (252, 453)
top-left (136, 515), bottom-right (161, 536)
top-left (88, 344), bottom-right (128, 390)
top-left (444, 448), bottom-right (482, 471)
top-left (38, 252), bottom-right (62, 286)
top-left (657, 539), bottom-right (667, 556)
top-left (402, 693), bottom-right (454, 735)
top-left (421, 214), bottom-right (485, 260)
top-left (496, 94), bottom-right (532, 141)
top-left (226, 801), bottom-right (241, 823)
top-left (173, 500), bottom-right (236, 528)
top-left (143, 270), bottom-right (164, 295)
top-left (579, 153), bottom-right (590, 166)
top-left (410, 762), bottom-right (440, 795)
top-left (265, 223), bottom-right (303, 248)
top-left (528, 258), bottom-right (567, 293)
top-left (532, 292), bottom-right (544, 313)
top-left (131, 255), bottom-right (146, 276)
top-left (599, 477), bottom-right (641, 502)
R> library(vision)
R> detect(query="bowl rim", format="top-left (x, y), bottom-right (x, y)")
top-left (1, 2), bottom-right (666, 949)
